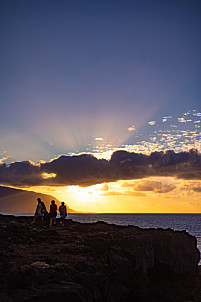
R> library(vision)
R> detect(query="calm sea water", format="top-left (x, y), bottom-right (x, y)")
top-left (2, 213), bottom-right (201, 261)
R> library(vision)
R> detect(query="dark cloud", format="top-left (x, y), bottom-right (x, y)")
top-left (134, 180), bottom-right (176, 193)
top-left (192, 187), bottom-right (201, 193)
top-left (110, 149), bottom-right (201, 181)
top-left (0, 161), bottom-right (43, 187)
top-left (41, 154), bottom-right (115, 186)
top-left (1, 149), bottom-right (201, 187)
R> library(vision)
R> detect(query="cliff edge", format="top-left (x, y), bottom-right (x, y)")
top-left (0, 214), bottom-right (201, 302)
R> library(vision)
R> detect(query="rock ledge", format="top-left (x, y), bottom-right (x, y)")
top-left (0, 214), bottom-right (201, 302)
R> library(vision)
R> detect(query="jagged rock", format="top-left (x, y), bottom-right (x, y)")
top-left (0, 214), bottom-right (201, 302)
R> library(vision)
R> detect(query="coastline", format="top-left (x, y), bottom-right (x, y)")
top-left (1, 214), bottom-right (201, 301)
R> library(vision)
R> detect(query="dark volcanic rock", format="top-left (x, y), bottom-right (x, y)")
top-left (0, 214), bottom-right (201, 302)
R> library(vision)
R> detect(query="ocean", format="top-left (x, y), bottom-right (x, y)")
top-left (2, 213), bottom-right (201, 262)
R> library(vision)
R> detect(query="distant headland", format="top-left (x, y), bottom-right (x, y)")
top-left (0, 186), bottom-right (80, 213)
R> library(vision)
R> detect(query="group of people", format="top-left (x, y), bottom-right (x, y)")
top-left (34, 198), bottom-right (67, 226)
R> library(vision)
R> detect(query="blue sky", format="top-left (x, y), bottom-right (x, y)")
top-left (0, 0), bottom-right (201, 163)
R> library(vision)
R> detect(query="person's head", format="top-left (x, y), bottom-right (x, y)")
top-left (61, 202), bottom-right (65, 206)
top-left (37, 198), bottom-right (41, 203)
top-left (51, 200), bottom-right (55, 204)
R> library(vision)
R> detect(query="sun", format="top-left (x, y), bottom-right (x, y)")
top-left (57, 185), bottom-right (103, 212)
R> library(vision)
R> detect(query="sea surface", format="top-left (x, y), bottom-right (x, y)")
top-left (2, 213), bottom-right (201, 262)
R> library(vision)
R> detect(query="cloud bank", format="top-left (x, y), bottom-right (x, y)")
top-left (1, 149), bottom-right (201, 187)
top-left (134, 180), bottom-right (176, 193)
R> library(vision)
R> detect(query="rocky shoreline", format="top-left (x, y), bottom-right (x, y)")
top-left (0, 214), bottom-right (201, 302)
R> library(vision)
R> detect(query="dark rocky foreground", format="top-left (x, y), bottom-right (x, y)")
top-left (0, 214), bottom-right (201, 302)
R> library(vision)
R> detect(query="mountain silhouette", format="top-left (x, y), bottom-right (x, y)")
top-left (0, 186), bottom-right (79, 213)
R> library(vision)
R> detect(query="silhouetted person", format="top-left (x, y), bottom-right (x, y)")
top-left (34, 198), bottom-right (47, 223)
top-left (59, 202), bottom-right (67, 225)
top-left (50, 200), bottom-right (57, 227)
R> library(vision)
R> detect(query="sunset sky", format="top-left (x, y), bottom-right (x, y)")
top-left (1, 0), bottom-right (201, 213)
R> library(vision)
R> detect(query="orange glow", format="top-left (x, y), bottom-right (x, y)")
top-left (27, 177), bottom-right (201, 213)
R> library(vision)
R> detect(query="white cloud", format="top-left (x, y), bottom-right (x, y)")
top-left (148, 121), bottom-right (156, 126)
top-left (128, 126), bottom-right (136, 132)
top-left (178, 118), bottom-right (187, 123)
top-left (0, 157), bottom-right (8, 164)
top-left (95, 137), bottom-right (104, 141)
top-left (163, 116), bottom-right (172, 121)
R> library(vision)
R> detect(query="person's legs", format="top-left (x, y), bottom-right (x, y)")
top-left (60, 215), bottom-right (64, 224)
top-left (33, 214), bottom-right (37, 223)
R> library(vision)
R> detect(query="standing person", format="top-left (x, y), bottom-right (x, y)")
top-left (50, 200), bottom-right (57, 227)
top-left (34, 198), bottom-right (46, 223)
top-left (59, 202), bottom-right (67, 225)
